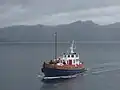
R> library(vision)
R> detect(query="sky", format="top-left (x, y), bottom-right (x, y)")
top-left (0, 0), bottom-right (120, 27)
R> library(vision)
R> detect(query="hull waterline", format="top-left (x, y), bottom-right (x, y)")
top-left (41, 67), bottom-right (86, 77)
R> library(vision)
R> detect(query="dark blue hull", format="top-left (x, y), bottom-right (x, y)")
top-left (41, 67), bottom-right (85, 77)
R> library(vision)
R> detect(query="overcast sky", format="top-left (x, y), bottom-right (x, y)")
top-left (0, 0), bottom-right (120, 27)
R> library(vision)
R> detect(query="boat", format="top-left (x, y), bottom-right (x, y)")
top-left (41, 32), bottom-right (86, 79)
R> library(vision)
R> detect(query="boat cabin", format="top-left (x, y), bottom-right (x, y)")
top-left (55, 40), bottom-right (82, 66)
top-left (62, 53), bottom-right (80, 65)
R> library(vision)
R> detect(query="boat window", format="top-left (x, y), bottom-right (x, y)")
top-left (64, 55), bottom-right (66, 57)
top-left (76, 54), bottom-right (78, 57)
top-left (71, 54), bottom-right (74, 57)
top-left (73, 60), bottom-right (75, 63)
top-left (68, 55), bottom-right (70, 57)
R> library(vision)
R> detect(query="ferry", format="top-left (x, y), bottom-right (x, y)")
top-left (41, 32), bottom-right (87, 79)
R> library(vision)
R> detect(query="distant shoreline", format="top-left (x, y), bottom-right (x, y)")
top-left (1, 41), bottom-right (120, 44)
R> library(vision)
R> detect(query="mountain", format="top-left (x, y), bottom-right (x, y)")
top-left (103, 22), bottom-right (120, 28)
top-left (1, 20), bottom-right (120, 42)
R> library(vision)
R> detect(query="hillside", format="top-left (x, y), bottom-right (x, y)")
top-left (0, 20), bottom-right (120, 42)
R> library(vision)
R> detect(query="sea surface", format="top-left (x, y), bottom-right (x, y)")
top-left (1, 42), bottom-right (120, 90)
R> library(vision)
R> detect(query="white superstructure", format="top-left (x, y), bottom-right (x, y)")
top-left (57, 40), bottom-right (82, 66)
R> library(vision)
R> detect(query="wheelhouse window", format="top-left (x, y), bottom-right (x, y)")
top-left (71, 54), bottom-right (74, 57)
top-left (68, 55), bottom-right (70, 57)
top-left (64, 55), bottom-right (66, 57)
top-left (76, 54), bottom-right (78, 57)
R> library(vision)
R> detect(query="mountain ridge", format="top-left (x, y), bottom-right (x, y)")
top-left (1, 20), bottom-right (120, 42)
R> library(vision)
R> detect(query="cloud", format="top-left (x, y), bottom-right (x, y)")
top-left (32, 5), bottom-right (120, 25)
top-left (0, 0), bottom-right (120, 27)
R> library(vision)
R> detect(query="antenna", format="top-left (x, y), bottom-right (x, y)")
top-left (70, 40), bottom-right (76, 53)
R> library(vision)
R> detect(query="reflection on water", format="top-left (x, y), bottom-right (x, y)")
top-left (40, 75), bottom-right (85, 90)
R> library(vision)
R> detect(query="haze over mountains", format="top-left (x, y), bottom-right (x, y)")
top-left (1, 20), bottom-right (120, 42)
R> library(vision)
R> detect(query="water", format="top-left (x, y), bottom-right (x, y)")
top-left (1, 43), bottom-right (120, 90)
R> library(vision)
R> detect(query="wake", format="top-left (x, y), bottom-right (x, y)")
top-left (88, 61), bottom-right (120, 75)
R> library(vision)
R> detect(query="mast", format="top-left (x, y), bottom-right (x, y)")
top-left (54, 32), bottom-right (57, 60)
top-left (70, 40), bottom-right (76, 53)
